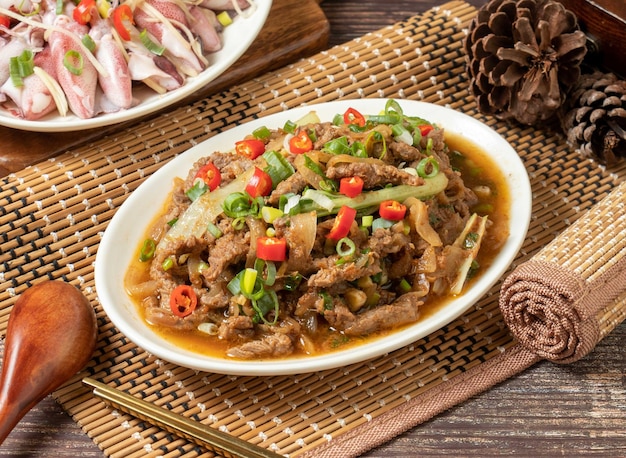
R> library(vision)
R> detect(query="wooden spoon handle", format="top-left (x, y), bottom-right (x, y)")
top-left (0, 281), bottom-right (97, 444)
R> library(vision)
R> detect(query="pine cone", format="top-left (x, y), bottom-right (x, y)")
top-left (464, 0), bottom-right (587, 125)
top-left (559, 71), bottom-right (626, 164)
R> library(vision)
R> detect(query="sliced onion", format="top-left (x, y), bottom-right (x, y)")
top-left (157, 167), bottom-right (254, 248)
top-left (406, 196), bottom-right (442, 247)
top-left (198, 322), bottom-right (219, 335)
top-left (293, 153), bottom-right (324, 189)
top-left (302, 189), bottom-right (334, 212)
top-left (283, 133), bottom-right (294, 152)
top-left (326, 153), bottom-right (386, 169)
top-left (288, 211), bottom-right (317, 256)
top-left (245, 215), bottom-right (267, 266)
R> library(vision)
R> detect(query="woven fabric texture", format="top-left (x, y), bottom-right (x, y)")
top-left (1, 1), bottom-right (626, 457)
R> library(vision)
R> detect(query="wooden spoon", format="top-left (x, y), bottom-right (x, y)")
top-left (0, 280), bottom-right (97, 444)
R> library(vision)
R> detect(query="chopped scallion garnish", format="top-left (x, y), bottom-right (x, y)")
top-left (140, 29), bottom-right (165, 56)
top-left (63, 50), bottom-right (84, 76)
top-left (82, 34), bottom-right (96, 53)
top-left (139, 238), bottom-right (156, 262)
top-left (416, 157), bottom-right (440, 178)
top-left (9, 50), bottom-right (34, 87)
top-left (336, 237), bottom-right (356, 257)
top-left (252, 126), bottom-right (271, 140)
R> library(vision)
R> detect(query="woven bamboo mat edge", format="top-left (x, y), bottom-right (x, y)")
top-left (1, 1), bottom-right (626, 457)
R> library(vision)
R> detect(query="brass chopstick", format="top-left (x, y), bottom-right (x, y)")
top-left (82, 377), bottom-right (282, 458)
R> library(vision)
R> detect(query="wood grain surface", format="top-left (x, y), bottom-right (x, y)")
top-left (1, 1), bottom-right (625, 457)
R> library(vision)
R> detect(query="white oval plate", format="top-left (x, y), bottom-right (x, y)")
top-left (95, 99), bottom-right (532, 376)
top-left (0, 1), bottom-right (272, 132)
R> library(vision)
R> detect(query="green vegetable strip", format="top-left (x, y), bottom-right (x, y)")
top-left (323, 136), bottom-right (350, 155)
top-left (298, 172), bottom-right (448, 217)
top-left (253, 126), bottom-right (271, 140)
top-left (140, 29), bottom-right (165, 55)
top-left (9, 50), bottom-right (34, 87)
top-left (82, 34), bottom-right (97, 53)
top-left (283, 120), bottom-right (297, 134)
top-left (252, 290), bottom-right (279, 325)
top-left (263, 150), bottom-right (294, 187)
top-left (303, 154), bottom-right (326, 177)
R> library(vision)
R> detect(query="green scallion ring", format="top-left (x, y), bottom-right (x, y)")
top-left (336, 237), bottom-right (356, 257)
top-left (139, 238), bottom-right (156, 262)
top-left (232, 216), bottom-right (246, 230)
top-left (63, 50), bottom-right (83, 76)
top-left (416, 157), bottom-right (440, 178)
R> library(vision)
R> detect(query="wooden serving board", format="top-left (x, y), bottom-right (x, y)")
top-left (0, 0), bottom-right (329, 177)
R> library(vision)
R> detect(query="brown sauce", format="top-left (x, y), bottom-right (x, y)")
top-left (125, 132), bottom-right (512, 360)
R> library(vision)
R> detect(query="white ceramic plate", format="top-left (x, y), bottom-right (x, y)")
top-left (0, 1), bottom-right (272, 132)
top-left (95, 99), bottom-right (532, 376)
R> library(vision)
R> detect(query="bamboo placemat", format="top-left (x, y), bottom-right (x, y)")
top-left (2, 1), bottom-right (626, 457)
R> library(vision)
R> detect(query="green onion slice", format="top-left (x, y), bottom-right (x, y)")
top-left (253, 126), bottom-right (271, 140)
top-left (140, 29), bottom-right (165, 56)
top-left (251, 290), bottom-right (279, 325)
top-left (63, 50), bottom-right (83, 76)
top-left (263, 150), bottom-right (294, 187)
top-left (336, 237), bottom-right (356, 257)
top-left (139, 238), bottom-right (156, 262)
top-left (82, 34), bottom-right (96, 53)
top-left (323, 136), bottom-right (350, 155)
top-left (416, 157), bottom-right (440, 178)
top-left (254, 258), bottom-right (276, 286)
top-left (283, 120), bottom-right (297, 134)
top-left (398, 277), bottom-right (412, 293)
top-left (207, 221), bottom-right (222, 238)
top-left (9, 50), bottom-right (34, 87)
top-left (222, 192), bottom-right (253, 218)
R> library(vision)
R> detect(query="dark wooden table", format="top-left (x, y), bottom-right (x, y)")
top-left (1, 1), bottom-right (625, 456)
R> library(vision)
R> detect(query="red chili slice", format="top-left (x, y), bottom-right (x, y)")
top-left (73, 0), bottom-right (96, 25)
top-left (379, 200), bottom-right (407, 221)
top-left (289, 130), bottom-right (313, 154)
top-left (245, 167), bottom-right (273, 197)
top-left (112, 4), bottom-right (134, 41)
top-left (419, 124), bottom-right (434, 136)
top-left (169, 285), bottom-right (197, 318)
top-left (343, 107), bottom-right (366, 127)
top-left (327, 205), bottom-right (357, 241)
top-left (194, 162), bottom-right (221, 191)
top-left (235, 139), bottom-right (265, 160)
top-left (339, 176), bottom-right (364, 198)
top-left (257, 237), bottom-right (287, 262)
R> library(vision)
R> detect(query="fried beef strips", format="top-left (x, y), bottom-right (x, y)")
top-left (137, 112), bottom-right (483, 359)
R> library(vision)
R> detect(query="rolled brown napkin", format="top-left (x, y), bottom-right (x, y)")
top-left (500, 181), bottom-right (626, 364)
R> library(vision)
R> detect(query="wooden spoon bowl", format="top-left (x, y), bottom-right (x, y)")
top-left (0, 280), bottom-right (98, 444)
